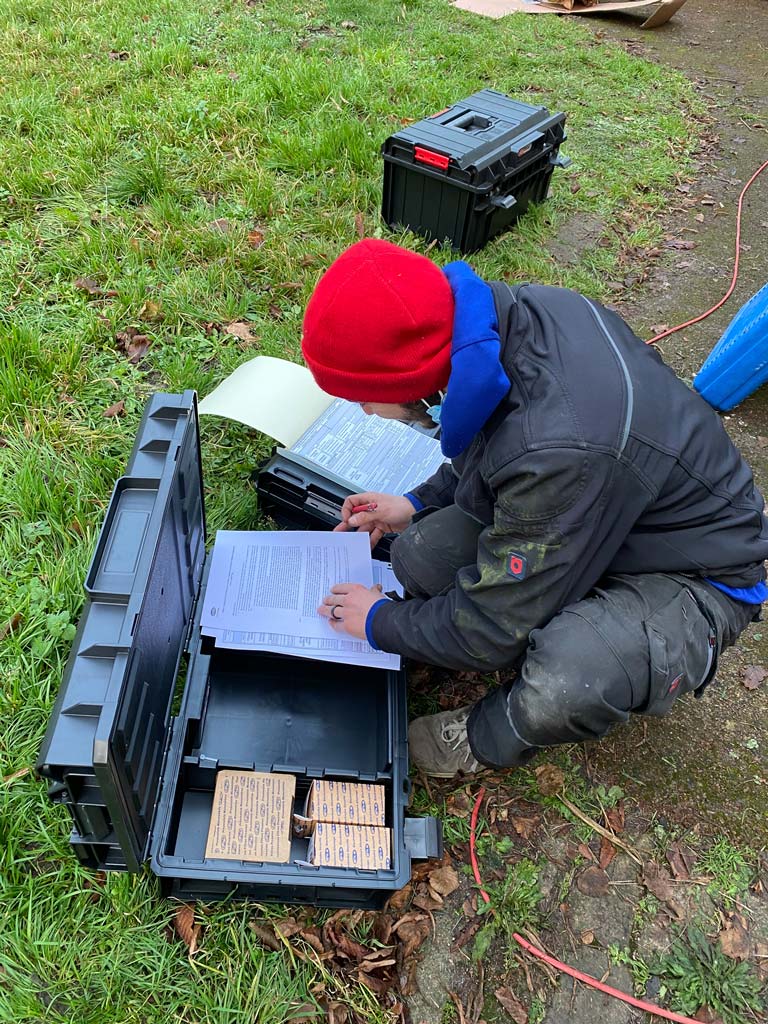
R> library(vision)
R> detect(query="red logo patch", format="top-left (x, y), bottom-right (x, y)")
top-left (507, 553), bottom-right (527, 580)
top-left (668, 673), bottom-right (684, 695)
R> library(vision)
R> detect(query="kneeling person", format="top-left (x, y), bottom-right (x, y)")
top-left (301, 239), bottom-right (768, 777)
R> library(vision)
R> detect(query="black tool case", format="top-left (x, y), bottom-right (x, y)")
top-left (37, 392), bottom-right (441, 907)
top-left (382, 89), bottom-right (569, 254)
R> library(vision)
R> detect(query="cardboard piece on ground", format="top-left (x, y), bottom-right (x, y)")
top-left (305, 780), bottom-right (387, 827)
top-left (205, 770), bottom-right (296, 863)
top-left (451, 0), bottom-right (687, 27)
top-left (308, 823), bottom-right (392, 870)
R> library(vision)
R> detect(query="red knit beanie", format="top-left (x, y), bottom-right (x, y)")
top-left (301, 239), bottom-right (454, 402)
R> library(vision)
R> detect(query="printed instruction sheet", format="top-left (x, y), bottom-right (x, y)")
top-left (289, 399), bottom-right (445, 495)
top-left (200, 530), bottom-right (401, 670)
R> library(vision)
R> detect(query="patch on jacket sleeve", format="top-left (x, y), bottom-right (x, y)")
top-left (506, 552), bottom-right (528, 580)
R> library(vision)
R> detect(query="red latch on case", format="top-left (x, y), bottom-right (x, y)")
top-left (414, 146), bottom-right (450, 171)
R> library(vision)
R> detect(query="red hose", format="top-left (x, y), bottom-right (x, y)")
top-left (646, 159), bottom-right (768, 345)
top-left (469, 787), bottom-right (704, 1024)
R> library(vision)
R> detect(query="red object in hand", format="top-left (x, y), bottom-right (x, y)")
top-left (351, 503), bottom-right (378, 514)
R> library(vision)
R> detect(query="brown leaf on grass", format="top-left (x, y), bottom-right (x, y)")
top-left (173, 904), bottom-right (201, 955)
top-left (248, 920), bottom-right (281, 951)
top-left (248, 227), bottom-right (265, 249)
top-left (75, 277), bottom-right (118, 299)
top-left (115, 328), bottom-right (152, 363)
top-left (103, 400), bottom-right (126, 418)
top-left (666, 840), bottom-right (696, 880)
top-left (511, 814), bottom-right (540, 840)
top-left (354, 212), bottom-right (365, 239)
top-left (224, 321), bottom-right (257, 343)
top-left (324, 1001), bottom-right (348, 1024)
top-left (534, 763), bottom-right (564, 796)
top-left (494, 986), bottom-right (527, 1024)
top-left (0, 612), bottom-right (23, 642)
top-left (742, 665), bottom-right (767, 691)
top-left (692, 1007), bottom-right (724, 1023)
top-left (429, 865), bottom-right (460, 897)
top-left (641, 862), bottom-right (685, 921)
top-left (649, 324), bottom-right (670, 335)
top-left (575, 866), bottom-right (610, 897)
top-left (208, 217), bottom-right (232, 234)
top-left (285, 1003), bottom-right (320, 1023)
top-left (446, 789), bottom-right (473, 818)
top-left (275, 917), bottom-right (303, 939)
top-left (298, 927), bottom-right (325, 955)
top-left (599, 835), bottom-right (618, 870)
top-left (719, 911), bottom-right (751, 961)
top-left (138, 299), bottom-right (162, 322)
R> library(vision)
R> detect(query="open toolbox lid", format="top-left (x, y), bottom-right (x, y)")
top-left (383, 88), bottom-right (567, 187)
top-left (37, 391), bottom-right (206, 870)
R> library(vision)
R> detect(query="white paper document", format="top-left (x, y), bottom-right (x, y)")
top-left (198, 356), bottom-right (335, 447)
top-left (200, 530), bottom-right (402, 670)
top-left (290, 399), bottom-right (446, 495)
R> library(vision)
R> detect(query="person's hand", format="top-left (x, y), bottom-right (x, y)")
top-left (333, 491), bottom-right (415, 549)
top-left (318, 583), bottom-right (388, 640)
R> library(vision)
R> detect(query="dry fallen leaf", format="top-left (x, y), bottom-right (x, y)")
top-left (534, 763), bottom-right (564, 796)
top-left (224, 321), bottom-right (257, 343)
top-left (115, 328), bottom-right (151, 364)
top-left (666, 840), bottom-right (696, 880)
top-left (742, 665), bottom-right (767, 691)
top-left (599, 835), bottom-right (617, 870)
top-left (75, 277), bottom-right (118, 299)
top-left (0, 612), bottom-right (23, 642)
top-left (391, 912), bottom-right (430, 959)
top-left (512, 815), bottom-right (540, 840)
top-left (494, 986), bottom-right (527, 1024)
top-left (719, 911), bottom-right (751, 961)
top-left (446, 789), bottom-right (472, 819)
top-left (429, 865), bottom-right (460, 897)
top-left (103, 400), bottom-right (126, 418)
top-left (386, 883), bottom-right (412, 913)
top-left (138, 299), bottom-right (162, 322)
top-left (248, 920), bottom-right (281, 951)
top-left (173, 904), bottom-right (201, 955)
top-left (208, 217), bottom-right (232, 234)
top-left (354, 212), bottom-right (365, 239)
top-left (642, 862), bottom-right (685, 921)
top-left (581, 929), bottom-right (595, 945)
top-left (248, 227), bottom-right (265, 248)
top-left (576, 866), bottom-right (610, 897)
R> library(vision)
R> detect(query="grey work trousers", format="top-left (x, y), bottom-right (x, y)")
top-left (391, 505), bottom-right (759, 768)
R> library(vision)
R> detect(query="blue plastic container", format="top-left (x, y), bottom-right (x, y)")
top-left (694, 282), bottom-right (768, 411)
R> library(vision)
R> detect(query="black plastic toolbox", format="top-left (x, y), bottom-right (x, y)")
top-left (382, 89), bottom-right (569, 254)
top-left (37, 392), bottom-right (441, 906)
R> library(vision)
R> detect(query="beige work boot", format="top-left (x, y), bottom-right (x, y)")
top-left (408, 705), bottom-right (481, 778)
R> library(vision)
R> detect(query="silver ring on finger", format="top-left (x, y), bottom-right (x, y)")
top-left (330, 605), bottom-right (343, 622)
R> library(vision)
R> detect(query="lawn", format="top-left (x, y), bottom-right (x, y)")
top-left (0, 0), bottom-right (702, 1020)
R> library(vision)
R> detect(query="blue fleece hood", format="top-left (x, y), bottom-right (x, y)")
top-left (439, 262), bottom-right (510, 458)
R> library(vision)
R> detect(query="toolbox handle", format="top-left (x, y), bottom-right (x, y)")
top-left (443, 110), bottom-right (496, 134)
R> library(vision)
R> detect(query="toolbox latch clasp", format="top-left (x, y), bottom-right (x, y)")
top-left (404, 816), bottom-right (443, 861)
top-left (414, 146), bottom-right (450, 172)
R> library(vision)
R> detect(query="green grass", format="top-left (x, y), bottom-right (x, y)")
top-left (0, 0), bottom-right (703, 1020)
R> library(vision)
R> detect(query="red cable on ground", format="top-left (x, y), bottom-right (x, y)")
top-left (646, 158), bottom-right (768, 346)
top-left (469, 787), bottom-right (704, 1024)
